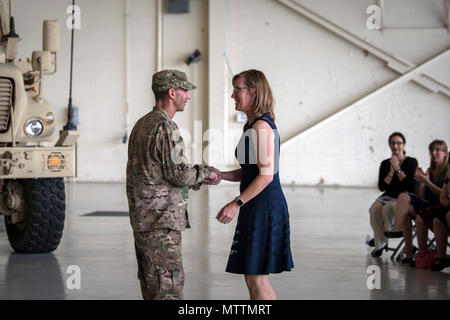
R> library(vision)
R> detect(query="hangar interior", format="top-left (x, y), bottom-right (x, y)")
top-left (0, 0), bottom-right (449, 299)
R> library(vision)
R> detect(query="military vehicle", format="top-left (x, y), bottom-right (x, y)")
top-left (0, 0), bottom-right (79, 253)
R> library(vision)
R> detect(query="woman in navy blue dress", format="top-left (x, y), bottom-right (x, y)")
top-left (216, 70), bottom-right (294, 300)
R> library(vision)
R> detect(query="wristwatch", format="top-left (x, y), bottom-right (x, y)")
top-left (396, 169), bottom-right (403, 175)
top-left (235, 197), bottom-right (244, 207)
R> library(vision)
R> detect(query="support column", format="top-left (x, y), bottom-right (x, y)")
top-left (208, 0), bottom-right (228, 167)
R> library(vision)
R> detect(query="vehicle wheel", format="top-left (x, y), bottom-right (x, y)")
top-left (4, 178), bottom-right (65, 253)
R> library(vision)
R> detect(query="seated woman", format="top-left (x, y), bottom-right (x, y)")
top-left (416, 167), bottom-right (450, 271)
top-left (386, 140), bottom-right (448, 265)
top-left (369, 132), bottom-right (418, 257)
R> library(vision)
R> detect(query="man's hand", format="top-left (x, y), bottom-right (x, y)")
top-left (203, 168), bottom-right (222, 185)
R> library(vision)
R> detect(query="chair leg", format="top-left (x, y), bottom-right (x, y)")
top-left (391, 227), bottom-right (417, 261)
top-left (391, 238), bottom-right (405, 261)
top-left (428, 237), bottom-right (435, 248)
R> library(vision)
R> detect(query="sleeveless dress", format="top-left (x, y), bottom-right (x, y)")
top-left (225, 113), bottom-right (294, 275)
top-left (408, 172), bottom-right (446, 212)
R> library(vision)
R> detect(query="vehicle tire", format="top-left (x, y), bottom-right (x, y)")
top-left (4, 178), bottom-right (65, 253)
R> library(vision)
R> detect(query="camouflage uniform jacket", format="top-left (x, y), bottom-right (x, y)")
top-left (126, 106), bottom-right (212, 232)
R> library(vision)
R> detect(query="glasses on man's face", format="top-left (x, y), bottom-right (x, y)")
top-left (232, 86), bottom-right (251, 94)
top-left (390, 141), bottom-right (404, 146)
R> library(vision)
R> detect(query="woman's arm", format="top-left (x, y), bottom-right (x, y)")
top-left (414, 167), bottom-right (426, 199)
top-left (379, 160), bottom-right (393, 191)
top-left (425, 181), bottom-right (443, 197)
top-left (390, 156), bottom-right (407, 182)
top-left (238, 121), bottom-right (274, 204)
top-left (418, 182), bottom-right (426, 199)
top-left (419, 168), bottom-right (442, 197)
top-left (221, 169), bottom-right (242, 182)
top-left (439, 169), bottom-right (450, 208)
top-left (400, 158), bottom-right (418, 193)
top-left (440, 182), bottom-right (449, 208)
top-left (216, 120), bottom-right (275, 224)
top-left (383, 166), bottom-right (395, 186)
top-left (395, 169), bottom-right (407, 182)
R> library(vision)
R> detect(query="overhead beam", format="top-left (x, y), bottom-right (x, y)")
top-left (276, 0), bottom-right (450, 97)
top-left (281, 49), bottom-right (450, 151)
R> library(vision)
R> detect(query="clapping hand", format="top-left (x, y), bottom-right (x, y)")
top-left (414, 167), bottom-right (430, 184)
top-left (389, 155), bottom-right (400, 171)
top-left (203, 168), bottom-right (222, 185)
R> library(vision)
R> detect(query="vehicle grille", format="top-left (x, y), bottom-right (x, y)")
top-left (0, 78), bottom-right (13, 133)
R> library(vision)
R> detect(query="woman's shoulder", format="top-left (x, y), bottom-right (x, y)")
top-left (379, 159), bottom-right (390, 172)
top-left (256, 113), bottom-right (276, 127)
top-left (252, 119), bottom-right (273, 131)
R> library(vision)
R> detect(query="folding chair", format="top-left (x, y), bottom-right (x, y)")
top-left (386, 228), bottom-right (417, 262)
top-left (426, 233), bottom-right (450, 250)
top-left (387, 223), bottom-right (450, 262)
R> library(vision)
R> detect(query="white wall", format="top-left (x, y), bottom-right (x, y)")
top-left (11, 0), bottom-right (449, 186)
top-left (209, 0), bottom-right (450, 187)
top-left (14, 0), bottom-right (132, 182)
top-left (13, 0), bottom-right (208, 182)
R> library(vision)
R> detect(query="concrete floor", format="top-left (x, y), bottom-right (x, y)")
top-left (0, 182), bottom-right (449, 300)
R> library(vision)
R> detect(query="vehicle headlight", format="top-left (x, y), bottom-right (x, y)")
top-left (43, 112), bottom-right (55, 125)
top-left (24, 118), bottom-right (44, 137)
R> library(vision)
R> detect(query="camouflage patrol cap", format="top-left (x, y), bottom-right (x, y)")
top-left (152, 70), bottom-right (197, 92)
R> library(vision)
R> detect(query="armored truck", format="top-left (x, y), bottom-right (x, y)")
top-left (0, 0), bottom-right (79, 253)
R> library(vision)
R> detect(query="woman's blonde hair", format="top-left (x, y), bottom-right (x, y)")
top-left (233, 69), bottom-right (276, 121)
top-left (428, 139), bottom-right (448, 180)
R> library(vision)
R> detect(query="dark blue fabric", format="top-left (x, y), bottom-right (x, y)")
top-left (408, 193), bottom-right (432, 213)
top-left (225, 113), bottom-right (294, 275)
top-left (424, 173), bottom-right (445, 204)
top-left (408, 172), bottom-right (445, 213)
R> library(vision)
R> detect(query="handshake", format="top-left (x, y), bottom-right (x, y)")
top-left (203, 167), bottom-right (223, 185)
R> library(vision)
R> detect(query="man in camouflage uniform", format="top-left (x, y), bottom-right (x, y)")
top-left (126, 70), bottom-right (221, 300)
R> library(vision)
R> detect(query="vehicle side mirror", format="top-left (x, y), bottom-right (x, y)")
top-left (32, 51), bottom-right (52, 72)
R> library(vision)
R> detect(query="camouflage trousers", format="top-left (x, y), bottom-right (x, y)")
top-left (133, 229), bottom-right (184, 300)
